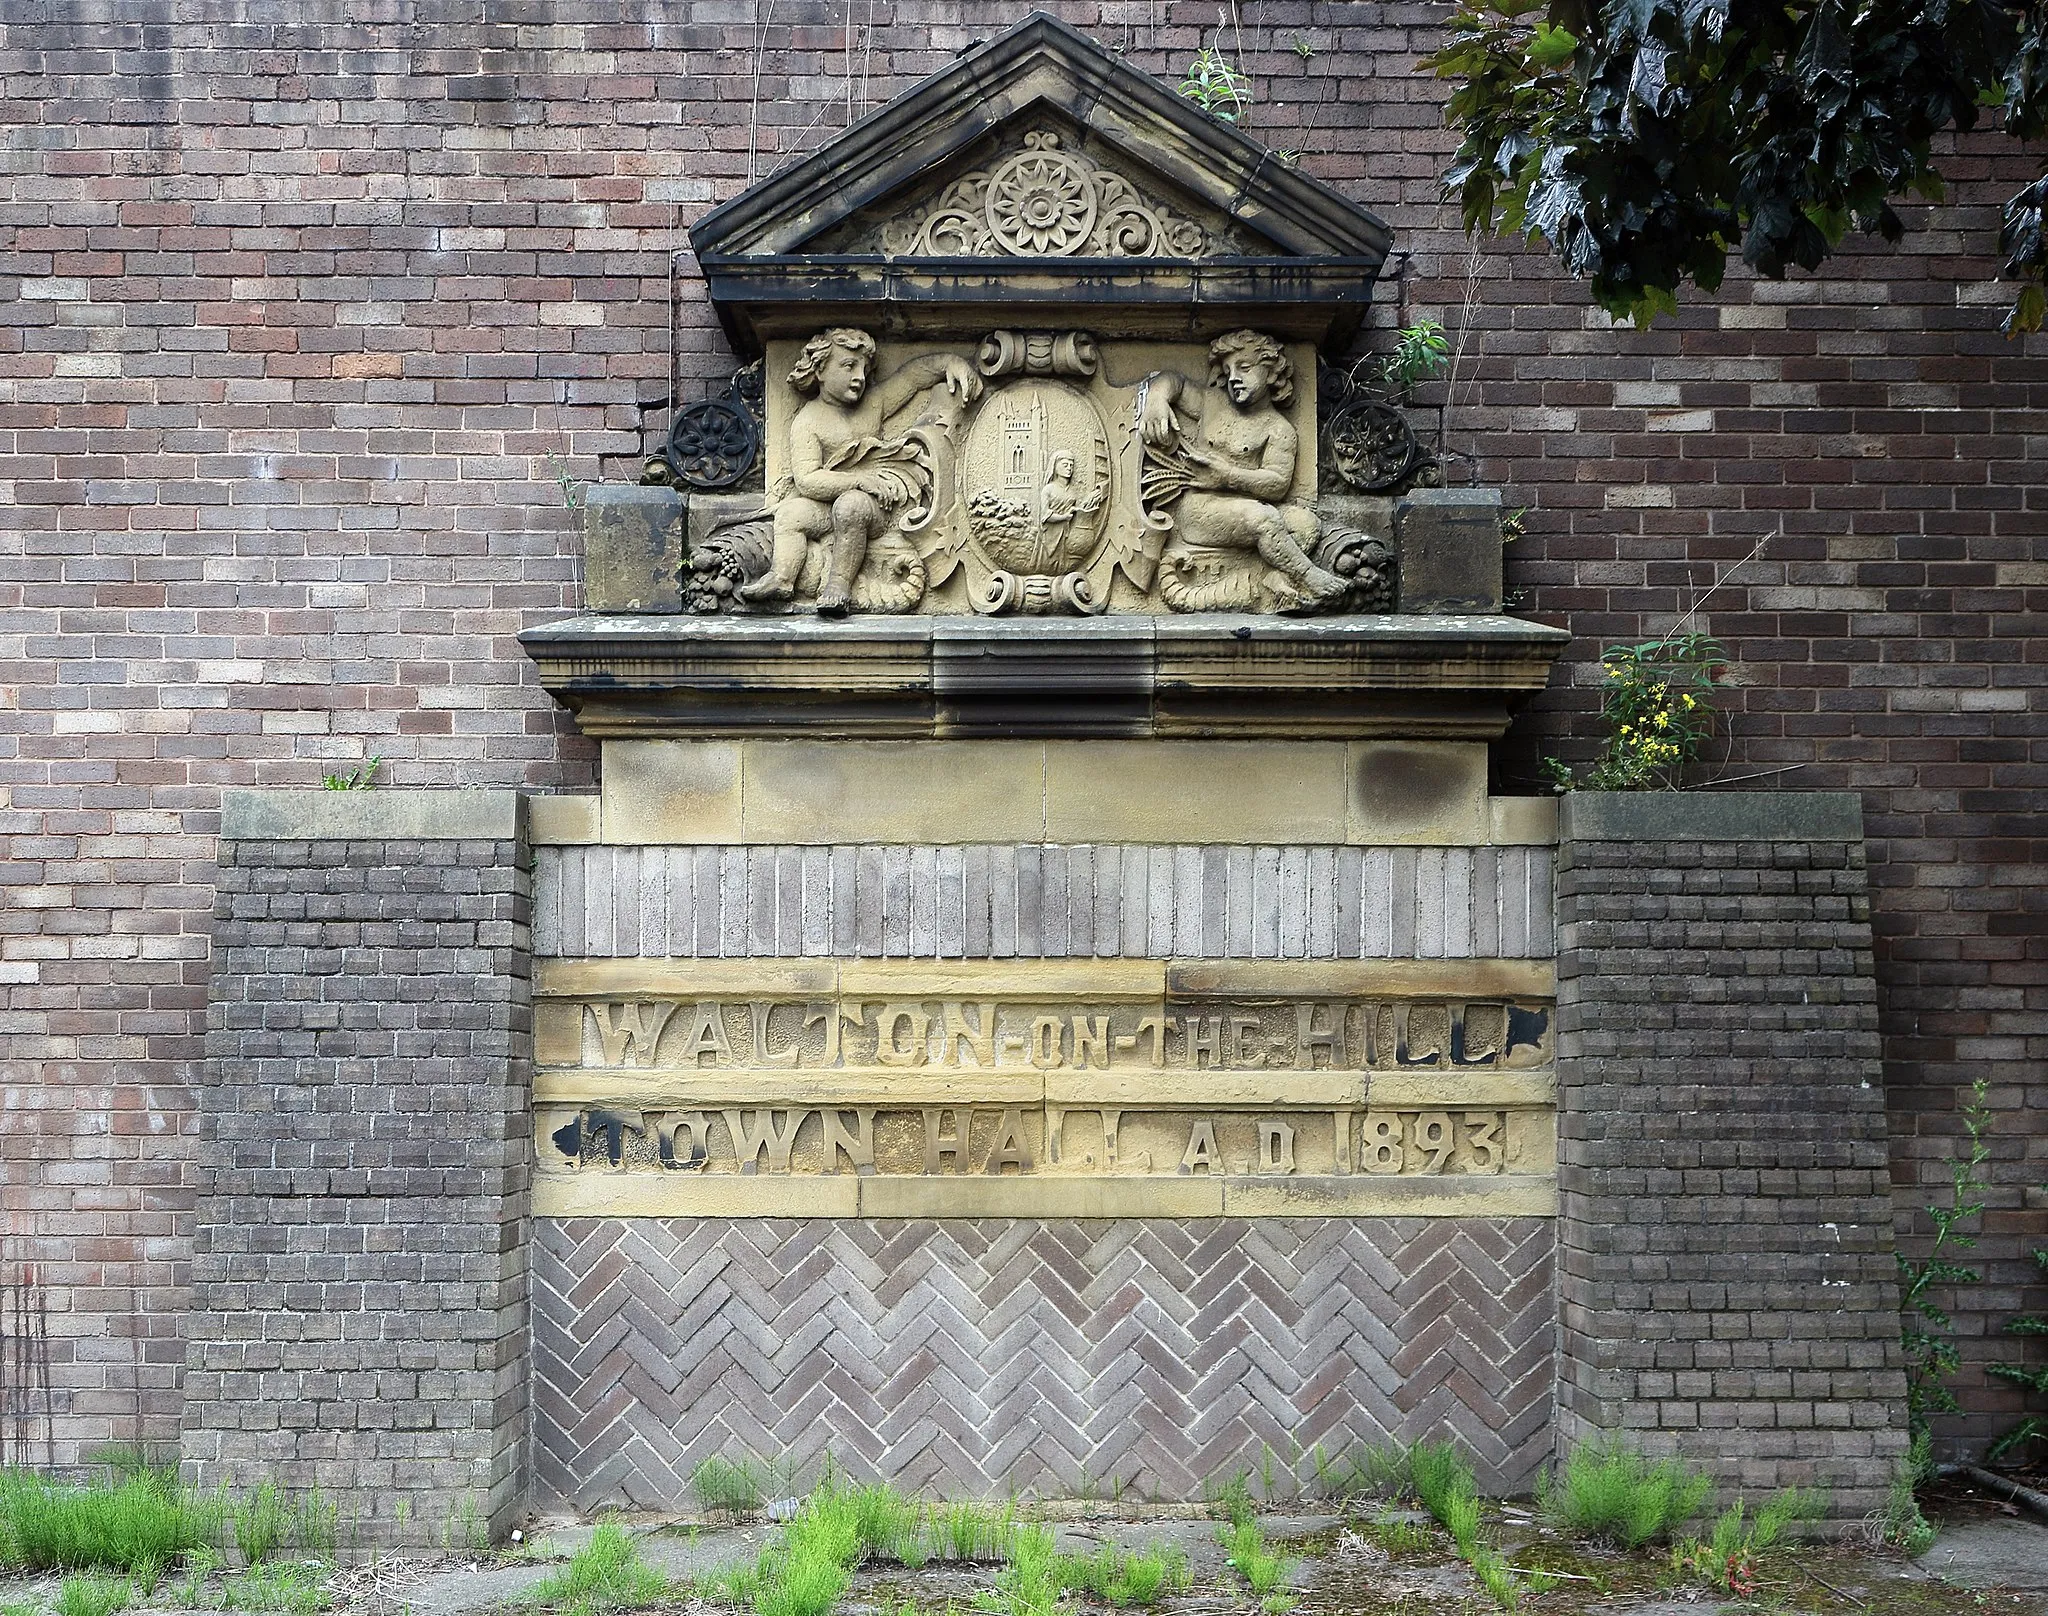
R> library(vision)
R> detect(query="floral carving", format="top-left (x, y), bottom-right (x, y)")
top-left (987, 134), bottom-right (1097, 254)
top-left (871, 131), bottom-right (1227, 259)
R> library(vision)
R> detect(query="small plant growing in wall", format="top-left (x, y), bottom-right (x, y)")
top-left (1542, 633), bottom-right (1725, 791)
top-left (1897, 1078), bottom-right (1991, 1437)
top-left (1988, 1220), bottom-right (2048, 1462)
top-left (1381, 320), bottom-right (1452, 397)
top-left (320, 757), bottom-right (381, 792)
top-left (1177, 44), bottom-right (1251, 124)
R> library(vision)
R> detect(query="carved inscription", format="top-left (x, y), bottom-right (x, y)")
top-left (534, 992), bottom-right (1555, 1183)
top-left (555, 995), bottom-right (1547, 1073)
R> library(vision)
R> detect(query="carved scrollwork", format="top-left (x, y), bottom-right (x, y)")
top-left (977, 329), bottom-right (1099, 380)
top-left (876, 131), bottom-right (1219, 259)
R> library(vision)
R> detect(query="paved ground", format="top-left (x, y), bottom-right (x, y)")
top-left (2, 1498), bottom-right (2041, 1616)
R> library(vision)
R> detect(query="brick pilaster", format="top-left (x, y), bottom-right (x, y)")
top-left (183, 792), bottom-right (531, 1551)
top-left (1554, 792), bottom-right (1908, 1518)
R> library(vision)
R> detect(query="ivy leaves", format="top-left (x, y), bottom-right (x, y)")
top-left (1426, 0), bottom-right (2048, 332)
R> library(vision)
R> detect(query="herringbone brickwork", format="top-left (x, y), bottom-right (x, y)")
top-left (531, 1216), bottom-right (1554, 1508)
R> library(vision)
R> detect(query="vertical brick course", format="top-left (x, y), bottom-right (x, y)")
top-left (1554, 799), bottom-right (1909, 1515)
top-left (186, 817), bottom-right (531, 1547)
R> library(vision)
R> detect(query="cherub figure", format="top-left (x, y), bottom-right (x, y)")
top-left (744, 328), bottom-right (981, 616)
top-left (1138, 329), bottom-right (1347, 610)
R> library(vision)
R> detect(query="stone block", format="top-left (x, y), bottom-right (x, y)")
top-left (221, 790), bottom-right (524, 842)
top-left (1043, 740), bottom-right (1349, 844)
top-left (1345, 741), bottom-right (1488, 844)
top-left (528, 795), bottom-right (599, 845)
top-left (1395, 489), bottom-right (1504, 612)
top-left (581, 485), bottom-right (685, 613)
top-left (742, 738), bottom-right (1046, 845)
top-left (597, 739), bottom-right (742, 842)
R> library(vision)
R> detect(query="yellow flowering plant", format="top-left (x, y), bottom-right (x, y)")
top-left (1542, 632), bottom-right (1725, 791)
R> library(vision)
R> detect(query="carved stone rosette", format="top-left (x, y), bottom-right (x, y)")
top-left (871, 131), bottom-right (1219, 259)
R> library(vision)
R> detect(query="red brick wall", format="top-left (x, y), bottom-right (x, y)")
top-left (2, 1), bottom-right (2041, 1466)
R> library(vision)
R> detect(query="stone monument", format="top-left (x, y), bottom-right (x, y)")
top-left (177, 12), bottom-right (1912, 1543)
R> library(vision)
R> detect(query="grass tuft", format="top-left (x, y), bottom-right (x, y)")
top-left (526, 1523), bottom-right (670, 1616)
top-left (219, 1562), bottom-right (331, 1613)
top-left (0, 1470), bottom-right (220, 1575)
top-left (1313, 1443), bottom-right (1409, 1505)
top-left (1360, 1517), bottom-right (1430, 1555)
top-left (693, 1458), bottom-right (766, 1519)
top-left (924, 1500), bottom-right (1017, 1565)
top-left (1536, 1439), bottom-right (1710, 1549)
top-left (54, 1579), bottom-right (130, 1616)
top-left (1058, 1543), bottom-right (1190, 1608)
top-left (972, 1525), bottom-right (1059, 1616)
top-left (232, 1483), bottom-right (293, 1568)
top-left (1217, 1519), bottom-right (1291, 1598)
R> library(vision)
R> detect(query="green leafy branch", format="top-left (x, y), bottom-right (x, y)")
top-left (1897, 1078), bottom-right (1992, 1436)
top-left (1987, 1222), bottom-right (2048, 1462)
top-left (1426, 0), bottom-right (2048, 333)
top-left (1179, 45), bottom-right (1252, 125)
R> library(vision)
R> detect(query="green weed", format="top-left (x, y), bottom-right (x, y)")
top-left (525, 1523), bottom-right (670, 1616)
top-left (1438, 1492), bottom-right (1481, 1557)
top-left (2, 1599), bottom-right (44, 1616)
top-left (54, 1579), bottom-right (129, 1616)
top-left (1058, 1543), bottom-right (1190, 1607)
top-left (232, 1483), bottom-right (292, 1567)
top-left (1217, 1519), bottom-right (1291, 1598)
top-left (1328, 1443), bottom-right (1409, 1503)
top-left (839, 1482), bottom-right (920, 1566)
top-left (0, 1470), bottom-right (219, 1574)
top-left (1205, 1472), bottom-right (1254, 1528)
top-left (172, 1546), bottom-right (224, 1606)
top-left (753, 1552), bottom-right (848, 1616)
top-left (1468, 1551), bottom-right (1516, 1612)
top-left (1672, 1486), bottom-right (1827, 1597)
top-left (130, 1557), bottom-right (164, 1600)
top-left (1361, 1517), bottom-right (1431, 1554)
top-left (1536, 1439), bottom-right (1710, 1549)
top-left (1405, 1441), bottom-right (1475, 1525)
top-left (925, 1500), bottom-right (1016, 1564)
top-left (438, 1493), bottom-right (486, 1557)
top-left (693, 1457), bottom-right (767, 1518)
top-left (220, 1562), bottom-right (330, 1614)
top-left (973, 1525), bottom-right (1059, 1616)
top-left (1875, 1435), bottom-right (1939, 1555)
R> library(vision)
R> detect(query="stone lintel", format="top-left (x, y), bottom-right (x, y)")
top-left (220, 788), bottom-right (527, 842)
top-left (518, 613), bottom-right (1571, 741)
top-left (1560, 790), bottom-right (1863, 843)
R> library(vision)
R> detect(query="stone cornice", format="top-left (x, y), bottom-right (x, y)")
top-left (517, 613), bottom-right (1570, 740)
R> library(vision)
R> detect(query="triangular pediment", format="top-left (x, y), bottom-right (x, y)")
top-left (803, 114), bottom-right (1265, 260)
top-left (692, 13), bottom-right (1390, 264)
top-left (689, 13), bottom-right (1392, 350)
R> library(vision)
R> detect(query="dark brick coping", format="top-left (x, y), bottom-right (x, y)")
top-left (220, 788), bottom-right (527, 842)
top-left (1559, 790), bottom-right (1862, 843)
